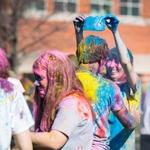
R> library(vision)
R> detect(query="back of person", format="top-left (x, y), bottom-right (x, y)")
top-left (0, 79), bottom-right (34, 150)
top-left (0, 80), bottom-right (14, 150)
top-left (0, 47), bottom-right (33, 150)
top-left (73, 15), bottom-right (139, 150)
top-left (76, 70), bottom-right (132, 150)
top-left (52, 92), bottom-right (93, 150)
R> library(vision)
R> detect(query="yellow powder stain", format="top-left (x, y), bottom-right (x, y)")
top-left (76, 70), bottom-right (99, 103)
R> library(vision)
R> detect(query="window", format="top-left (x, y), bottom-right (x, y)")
top-left (54, 0), bottom-right (76, 13)
top-left (90, 0), bottom-right (112, 15)
top-left (25, 0), bottom-right (45, 11)
top-left (120, 0), bottom-right (141, 16)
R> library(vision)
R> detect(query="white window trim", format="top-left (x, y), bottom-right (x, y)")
top-left (91, 0), bottom-right (112, 5)
top-left (23, 11), bottom-right (150, 26)
top-left (54, 0), bottom-right (77, 13)
top-left (90, 0), bottom-right (112, 15)
top-left (119, 15), bottom-right (150, 26)
top-left (120, 0), bottom-right (141, 16)
top-left (24, 9), bottom-right (48, 19)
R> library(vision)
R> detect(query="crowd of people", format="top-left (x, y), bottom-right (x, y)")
top-left (0, 14), bottom-right (148, 150)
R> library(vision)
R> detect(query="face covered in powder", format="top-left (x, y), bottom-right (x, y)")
top-left (105, 48), bottom-right (130, 84)
top-left (33, 52), bottom-right (66, 99)
top-left (33, 63), bottom-right (48, 98)
top-left (106, 57), bottom-right (126, 84)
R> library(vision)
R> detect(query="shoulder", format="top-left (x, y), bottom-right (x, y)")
top-left (8, 77), bottom-right (25, 93)
top-left (98, 75), bottom-right (120, 92)
top-left (76, 70), bottom-right (98, 83)
top-left (0, 79), bottom-right (15, 102)
top-left (59, 93), bottom-right (91, 112)
top-left (60, 93), bottom-right (86, 108)
top-left (58, 93), bottom-right (92, 122)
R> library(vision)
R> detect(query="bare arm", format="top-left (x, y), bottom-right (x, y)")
top-left (73, 16), bottom-right (85, 57)
top-left (114, 106), bottom-right (137, 130)
top-left (111, 83), bottom-right (138, 128)
top-left (14, 129), bottom-right (33, 150)
top-left (31, 130), bottom-right (68, 149)
top-left (113, 31), bottom-right (138, 89)
top-left (105, 16), bottom-right (138, 90)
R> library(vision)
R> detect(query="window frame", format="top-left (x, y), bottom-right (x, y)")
top-left (90, 0), bottom-right (112, 15)
top-left (120, 0), bottom-right (141, 16)
top-left (54, 0), bottom-right (77, 13)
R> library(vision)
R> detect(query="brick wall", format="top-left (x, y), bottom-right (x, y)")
top-left (46, 0), bottom-right (54, 13)
top-left (18, 19), bottom-right (150, 54)
top-left (142, 0), bottom-right (150, 18)
top-left (112, 0), bottom-right (120, 15)
top-left (78, 0), bottom-right (90, 14)
top-left (17, 0), bottom-right (150, 75)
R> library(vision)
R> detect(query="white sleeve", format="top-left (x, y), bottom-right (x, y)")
top-left (11, 90), bottom-right (34, 134)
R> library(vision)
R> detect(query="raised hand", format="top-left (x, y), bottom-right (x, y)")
top-left (104, 15), bottom-right (119, 32)
top-left (73, 15), bottom-right (85, 33)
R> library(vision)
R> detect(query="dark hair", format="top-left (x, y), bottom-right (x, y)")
top-left (109, 47), bottom-right (133, 64)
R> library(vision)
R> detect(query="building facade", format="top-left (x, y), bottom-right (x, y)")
top-left (18, 0), bottom-right (150, 77)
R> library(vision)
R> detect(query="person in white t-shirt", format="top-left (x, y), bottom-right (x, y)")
top-left (0, 48), bottom-right (34, 150)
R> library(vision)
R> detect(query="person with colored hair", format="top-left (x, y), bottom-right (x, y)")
top-left (73, 15), bottom-right (141, 150)
top-left (0, 48), bottom-right (34, 150)
top-left (30, 50), bottom-right (93, 150)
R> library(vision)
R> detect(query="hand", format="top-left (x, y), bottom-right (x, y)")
top-left (104, 15), bottom-right (119, 32)
top-left (73, 15), bottom-right (85, 33)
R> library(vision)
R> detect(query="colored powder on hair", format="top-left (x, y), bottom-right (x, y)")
top-left (78, 41), bottom-right (90, 63)
top-left (78, 35), bottom-right (108, 64)
top-left (33, 50), bottom-right (81, 131)
top-left (0, 48), bottom-right (9, 69)
top-left (0, 48), bottom-right (10, 78)
top-left (85, 35), bottom-right (105, 46)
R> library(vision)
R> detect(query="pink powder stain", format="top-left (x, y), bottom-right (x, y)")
top-left (0, 48), bottom-right (10, 70)
top-left (77, 100), bottom-right (90, 120)
top-left (106, 59), bottom-right (120, 68)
